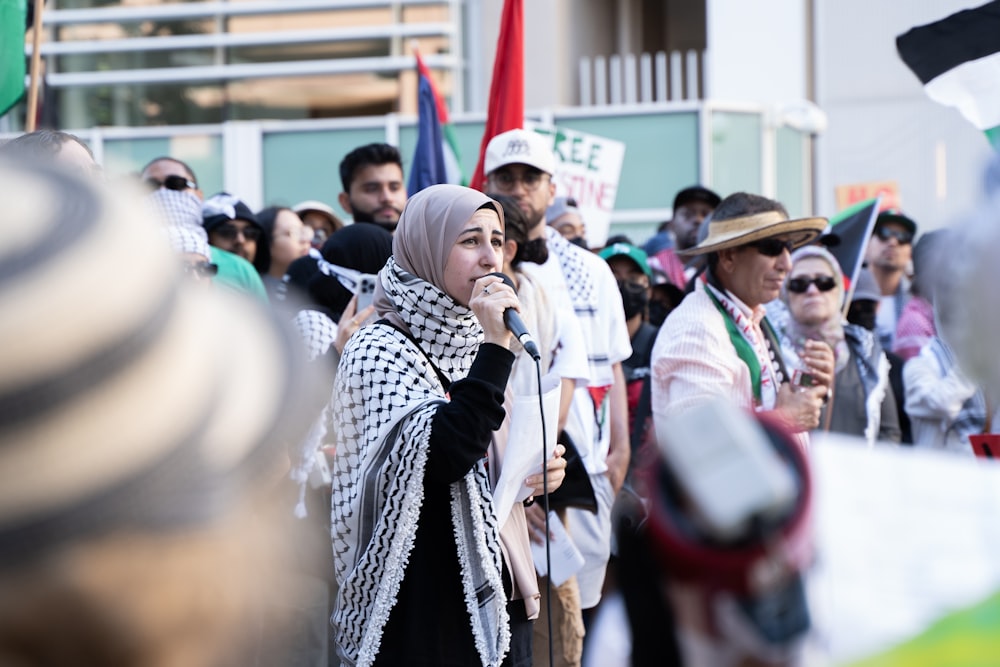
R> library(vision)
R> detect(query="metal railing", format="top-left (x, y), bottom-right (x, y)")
top-left (37, 23), bottom-right (456, 56)
top-left (46, 54), bottom-right (459, 87)
top-left (34, 0), bottom-right (459, 90)
top-left (579, 50), bottom-right (706, 106)
top-left (43, 0), bottom-right (450, 25)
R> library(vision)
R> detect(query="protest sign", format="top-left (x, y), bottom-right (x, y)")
top-left (526, 123), bottom-right (625, 247)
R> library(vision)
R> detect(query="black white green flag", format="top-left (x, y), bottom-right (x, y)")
top-left (825, 197), bottom-right (881, 314)
top-left (896, 1), bottom-right (1000, 149)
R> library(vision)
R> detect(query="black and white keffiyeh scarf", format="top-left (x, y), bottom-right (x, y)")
top-left (844, 323), bottom-right (892, 446)
top-left (286, 308), bottom-right (338, 517)
top-left (545, 226), bottom-right (597, 315)
top-left (330, 257), bottom-right (510, 667)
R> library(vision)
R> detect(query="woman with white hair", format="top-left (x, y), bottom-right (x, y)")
top-left (778, 245), bottom-right (901, 445)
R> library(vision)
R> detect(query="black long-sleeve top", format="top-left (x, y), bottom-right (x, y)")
top-left (375, 342), bottom-right (514, 667)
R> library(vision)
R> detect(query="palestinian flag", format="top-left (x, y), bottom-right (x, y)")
top-left (896, 1), bottom-right (1000, 149)
top-left (407, 48), bottom-right (464, 194)
top-left (0, 0), bottom-right (27, 116)
top-left (825, 197), bottom-right (881, 314)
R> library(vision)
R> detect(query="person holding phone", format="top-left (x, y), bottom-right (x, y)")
top-left (647, 192), bottom-right (831, 665)
top-left (776, 245), bottom-right (901, 444)
top-left (330, 184), bottom-right (565, 667)
top-left (289, 223), bottom-right (393, 361)
top-left (650, 192), bottom-right (833, 451)
top-left (353, 273), bottom-right (379, 324)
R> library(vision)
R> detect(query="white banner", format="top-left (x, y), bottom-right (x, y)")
top-left (526, 123), bottom-right (625, 247)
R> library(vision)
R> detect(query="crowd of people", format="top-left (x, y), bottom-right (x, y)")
top-left (1, 126), bottom-right (997, 667)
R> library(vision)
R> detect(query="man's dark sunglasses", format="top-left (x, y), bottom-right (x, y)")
top-left (213, 223), bottom-right (261, 242)
top-left (749, 238), bottom-right (795, 257)
top-left (874, 226), bottom-right (912, 245)
top-left (787, 275), bottom-right (837, 294)
top-left (145, 175), bottom-right (197, 191)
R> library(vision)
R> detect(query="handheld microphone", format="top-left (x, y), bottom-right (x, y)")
top-left (488, 272), bottom-right (541, 361)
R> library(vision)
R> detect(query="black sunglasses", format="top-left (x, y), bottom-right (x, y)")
top-left (183, 261), bottom-right (219, 279)
top-left (875, 226), bottom-right (912, 245)
top-left (749, 238), bottom-right (795, 257)
top-left (212, 223), bottom-right (261, 242)
top-left (145, 175), bottom-right (197, 191)
top-left (787, 275), bottom-right (838, 294)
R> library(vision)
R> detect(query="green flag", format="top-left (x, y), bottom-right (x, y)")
top-left (845, 590), bottom-right (1000, 667)
top-left (0, 0), bottom-right (27, 117)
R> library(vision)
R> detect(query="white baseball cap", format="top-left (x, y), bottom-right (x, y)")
top-left (484, 129), bottom-right (556, 177)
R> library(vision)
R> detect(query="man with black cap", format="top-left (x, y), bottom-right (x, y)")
top-left (650, 192), bottom-right (833, 449)
top-left (864, 209), bottom-right (917, 351)
top-left (202, 192), bottom-right (264, 264)
top-left (645, 185), bottom-right (721, 289)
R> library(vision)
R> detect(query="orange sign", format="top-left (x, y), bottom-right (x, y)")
top-left (835, 181), bottom-right (901, 212)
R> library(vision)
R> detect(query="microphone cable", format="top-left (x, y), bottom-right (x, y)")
top-left (532, 355), bottom-right (555, 667)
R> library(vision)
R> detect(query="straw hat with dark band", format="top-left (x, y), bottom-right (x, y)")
top-left (678, 210), bottom-right (828, 257)
top-left (0, 160), bottom-right (321, 564)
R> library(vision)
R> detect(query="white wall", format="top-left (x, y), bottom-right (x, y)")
top-left (473, 0), bottom-right (593, 112)
top-left (706, 0), bottom-right (808, 103)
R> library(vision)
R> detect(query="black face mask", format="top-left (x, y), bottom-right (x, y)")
top-left (517, 237), bottom-right (549, 265)
top-left (568, 236), bottom-right (589, 250)
top-left (647, 299), bottom-right (670, 327)
top-left (847, 300), bottom-right (878, 332)
top-left (618, 280), bottom-right (650, 320)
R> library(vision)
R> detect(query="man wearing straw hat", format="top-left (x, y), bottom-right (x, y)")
top-left (650, 192), bottom-right (833, 445)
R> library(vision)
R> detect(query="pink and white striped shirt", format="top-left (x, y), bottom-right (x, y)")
top-left (651, 287), bottom-right (809, 448)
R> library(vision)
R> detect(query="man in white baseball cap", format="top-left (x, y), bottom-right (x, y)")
top-left (484, 128), bottom-right (557, 239)
top-left (485, 129), bottom-right (633, 666)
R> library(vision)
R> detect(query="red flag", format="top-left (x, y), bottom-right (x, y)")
top-left (471, 0), bottom-right (524, 191)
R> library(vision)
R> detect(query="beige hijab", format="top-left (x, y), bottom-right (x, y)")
top-left (374, 184), bottom-right (504, 331)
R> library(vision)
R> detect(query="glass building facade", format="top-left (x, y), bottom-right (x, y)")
top-left (4, 0), bottom-right (812, 240)
top-left (23, 1), bottom-right (458, 131)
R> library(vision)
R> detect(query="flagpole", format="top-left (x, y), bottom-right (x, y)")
top-left (26, 0), bottom-right (46, 132)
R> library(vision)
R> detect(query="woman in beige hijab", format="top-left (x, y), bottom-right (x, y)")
top-left (330, 185), bottom-right (564, 667)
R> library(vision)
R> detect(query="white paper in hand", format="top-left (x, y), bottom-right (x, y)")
top-left (492, 372), bottom-right (561, 527)
top-left (531, 511), bottom-right (585, 586)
